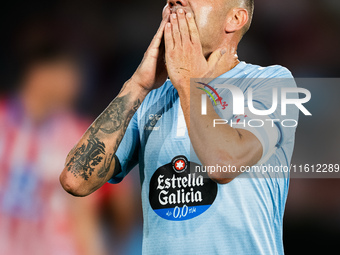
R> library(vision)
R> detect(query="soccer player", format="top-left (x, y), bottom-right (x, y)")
top-left (60, 0), bottom-right (298, 254)
top-left (0, 45), bottom-right (108, 255)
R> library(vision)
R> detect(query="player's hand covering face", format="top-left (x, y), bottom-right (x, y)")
top-left (131, 5), bottom-right (171, 92)
top-left (164, 8), bottom-right (226, 92)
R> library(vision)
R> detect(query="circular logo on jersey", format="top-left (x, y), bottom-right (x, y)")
top-left (172, 156), bottom-right (187, 173)
top-left (149, 156), bottom-right (218, 221)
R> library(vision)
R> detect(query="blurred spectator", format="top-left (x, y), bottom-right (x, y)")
top-left (0, 43), bottom-right (135, 255)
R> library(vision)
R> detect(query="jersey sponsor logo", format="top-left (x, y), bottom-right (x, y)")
top-left (149, 156), bottom-right (218, 221)
top-left (172, 156), bottom-right (187, 173)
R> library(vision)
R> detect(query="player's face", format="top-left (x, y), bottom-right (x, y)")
top-left (32, 59), bottom-right (82, 109)
top-left (164, 0), bottom-right (229, 56)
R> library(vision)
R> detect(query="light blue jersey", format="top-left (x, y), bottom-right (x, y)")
top-left (109, 61), bottom-right (299, 255)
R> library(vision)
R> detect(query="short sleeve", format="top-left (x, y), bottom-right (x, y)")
top-left (246, 70), bottom-right (298, 164)
top-left (108, 111), bottom-right (140, 184)
top-left (216, 67), bottom-right (299, 165)
top-left (230, 108), bottom-right (280, 165)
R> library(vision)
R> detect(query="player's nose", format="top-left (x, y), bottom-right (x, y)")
top-left (167, 0), bottom-right (188, 11)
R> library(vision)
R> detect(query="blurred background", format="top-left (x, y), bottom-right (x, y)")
top-left (0, 0), bottom-right (339, 254)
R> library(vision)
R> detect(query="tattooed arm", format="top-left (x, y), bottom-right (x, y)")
top-left (60, 81), bottom-right (145, 196)
top-left (60, 7), bottom-right (171, 197)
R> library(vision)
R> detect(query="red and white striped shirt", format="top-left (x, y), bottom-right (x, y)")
top-left (0, 97), bottom-right (90, 255)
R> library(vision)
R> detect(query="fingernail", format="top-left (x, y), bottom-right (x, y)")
top-left (187, 12), bottom-right (192, 19)
top-left (172, 13), bottom-right (177, 19)
top-left (167, 23), bottom-right (171, 28)
top-left (178, 9), bottom-right (184, 14)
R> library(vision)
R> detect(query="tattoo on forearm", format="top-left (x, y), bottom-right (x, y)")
top-left (97, 153), bottom-right (114, 178)
top-left (91, 96), bottom-right (128, 134)
top-left (66, 93), bottom-right (141, 180)
top-left (66, 135), bottom-right (106, 180)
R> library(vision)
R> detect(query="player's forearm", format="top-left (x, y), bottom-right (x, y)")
top-left (178, 85), bottom-right (260, 183)
top-left (60, 79), bottom-right (148, 196)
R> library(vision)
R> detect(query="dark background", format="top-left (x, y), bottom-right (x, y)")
top-left (1, 0), bottom-right (340, 254)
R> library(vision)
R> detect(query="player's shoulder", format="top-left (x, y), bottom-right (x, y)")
top-left (147, 79), bottom-right (173, 98)
top-left (50, 111), bottom-right (91, 136)
top-left (139, 79), bottom-right (174, 108)
top-left (241, 62), bottom-right (294, 79)
top-left (134, 80), bottom-right (175, 120)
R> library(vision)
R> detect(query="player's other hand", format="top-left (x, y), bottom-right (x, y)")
top-left (131, 5), bottom-right (170, 93)
top-left (164, 9), bottom-right (226, 94)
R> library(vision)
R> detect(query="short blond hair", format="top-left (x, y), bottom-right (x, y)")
top-left (242, 0), bottom-right (254, 36)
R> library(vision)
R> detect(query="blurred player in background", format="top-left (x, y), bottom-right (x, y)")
top-left (0, 43), bottom-right (118, 255)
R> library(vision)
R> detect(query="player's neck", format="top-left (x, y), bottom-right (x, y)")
top-left (212, 47), bottom-right (240, 78)
top-left (203, 35), bottom-right (241, 79)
